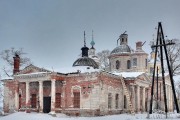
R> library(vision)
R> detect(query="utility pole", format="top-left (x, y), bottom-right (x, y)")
top-left (148, 22), bottom-right (179, 118)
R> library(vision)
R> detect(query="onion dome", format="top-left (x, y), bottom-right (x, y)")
top-left (90, 30), bottom-right (95, 49)
top-left (111, 44), bottom-right (131, 55)
top-left (73, 57), bottom-right (99, 68)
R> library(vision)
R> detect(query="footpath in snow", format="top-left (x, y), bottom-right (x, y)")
top-left (0, 112), bottom-right (180, 120)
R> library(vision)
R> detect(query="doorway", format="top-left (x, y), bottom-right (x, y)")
top-left (43, 97), bottom-right (51, 113)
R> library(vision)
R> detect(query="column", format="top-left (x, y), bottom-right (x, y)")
top-left (131, 85), bottom-right (135, 111)
top-left (136, 85), bottom-right (140, 112)
top-left (15, 81), bottom-right (19, 111)
top-left (39, 81), bottom-right (43, 112)
top-left (61, 81), bottom-right (66, 109)
top-left (51, 79), bottom-right (56, 113)
top-left (171, 87), bottom-right (173, 111)
top-left (26, 81), bottom-right (30, 112)
top-left (142, 87), bottom-right (146, 112)
top-left (169, 86), bottom-right (172, 111)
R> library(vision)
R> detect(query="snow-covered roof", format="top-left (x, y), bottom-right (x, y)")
top-left (55, 66), bottom-right (100, 74)
top-left (0, 76), bottom-right (13, 80)
top-left (111, 71), bottom-right (145, 78)
top-left (14, 72), bottom-right (51, 76)
top-left (148, 58), bottom-right (161, 64)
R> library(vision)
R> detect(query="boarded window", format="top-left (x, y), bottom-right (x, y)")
top-left (108, 93), bottom-right (112, 109)
top-left (115, 94), bottom-right (119, 109)
top-left (73, 92), bottom-right (80, 108)
top-left (55, 93), bottom-right (61, 108)
top-left (31, 94), bottom-right (36, 108)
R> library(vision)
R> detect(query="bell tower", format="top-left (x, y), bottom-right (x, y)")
top-left (120, 31), bottom-right (128, 45)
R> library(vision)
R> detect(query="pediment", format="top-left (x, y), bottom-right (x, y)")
top-left (16, 64), bottom-right (51, 75)
top-left (136, 73), bottom-right (151, 82)
top-left (133, 73), bottom-right (151, 87)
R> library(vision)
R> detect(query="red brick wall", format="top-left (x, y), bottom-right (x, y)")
top-left (19, 82), bottom-right (26, 108)
top-left (43, 81), bottom-right (51, 97)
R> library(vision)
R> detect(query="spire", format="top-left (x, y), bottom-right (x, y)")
top-left (90, 30), bottom-right (95, 49)
top-left (84, 31), bottom-right (86, 47)
top-left (81, 31), bottom-right (89, 57)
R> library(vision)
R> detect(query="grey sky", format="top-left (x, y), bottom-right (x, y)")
top-left (0, 0), bottom-right (180, 72)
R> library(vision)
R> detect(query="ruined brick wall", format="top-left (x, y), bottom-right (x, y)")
top-left (98, 73), bottom-right (123, 115)
top-left (3, 80), bottom-right (17, 113)
top-left (19, 82), bottom-right (26, 108)
top-left (43, 81), bottom-right (51, 97)
top-left (62, 72), bottom-right (124, 116)
top-left (64, 73), bottom-right (100, 109)
top-left (29, 82), bottom-right (39, 110)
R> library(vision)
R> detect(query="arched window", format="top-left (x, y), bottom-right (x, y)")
top-left (150, 67), bottom-right (154, 74)
top-left (127, 60), bottom-right (131, 69)
top-left (116, 60), bottom-right (120, 69)
top-left (122, 38), bottom-right (124, 43)
top-left (145, 59), bottom-right (148, 68)
top-left (133, 58), bottom-right (137, 66)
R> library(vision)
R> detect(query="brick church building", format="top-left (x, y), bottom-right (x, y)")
top-left (3, 32), bottom-right (173, 116)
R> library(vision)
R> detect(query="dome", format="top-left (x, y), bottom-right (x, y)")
top-left (73, 57), bottom-right (99, 69)
top-left (111, 44), bottom-right (131, 55)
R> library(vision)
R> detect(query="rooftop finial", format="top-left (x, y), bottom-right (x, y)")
top-left (92, 30), bottom-right (94, 41)
top-left (84, 31), bottom-right (86, 47)
top-left (90, 30), bottom-right (95, 48)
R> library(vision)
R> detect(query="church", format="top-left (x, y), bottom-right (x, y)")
top-left (3, 32), bottom-right (173, 116)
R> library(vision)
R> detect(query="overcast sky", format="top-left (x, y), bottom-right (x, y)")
top-left (0, 0), bottom-right (180, 72)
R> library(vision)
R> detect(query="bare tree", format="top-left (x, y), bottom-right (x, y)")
top-left (97, 50), bottom-right (110, 69)
top-left (0, 47), bottom-right (31, 77)
top-left (166, 39), bottom-right (180, 76)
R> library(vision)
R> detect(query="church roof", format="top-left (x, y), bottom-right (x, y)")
top-left (55, 66), bottom-right (100, 74)
top-left (110, 71), bottom-right (145, 78)
top-left (110, 44), bottom-right (131, 55)
top-left (73, 57), bottom-right (99, 69)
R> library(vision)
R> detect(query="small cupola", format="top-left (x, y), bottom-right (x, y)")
top-left (120, 31), bottom-right (128, 45)
top-left (81, 31), bottom-right (89, 57)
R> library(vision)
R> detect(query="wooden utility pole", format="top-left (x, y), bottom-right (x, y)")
top-left (149, 22), bottom-right (179, 118)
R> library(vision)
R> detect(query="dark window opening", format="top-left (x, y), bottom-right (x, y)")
top-left (145, 59), bottom-right (148, 68)
top-left (150, 67), bottom-right (154, 74)
top-left (108, 93), bottom-right (112, 109)
top-left (115, 94), bottom-right (119, 109)
top-left (124, 95), bottom-right (127, 109)
top-left (133, 58), bottom-right (137, 66)
top-left (122, 38), bottom-right (124, 43)
top-left (127, 60), bottom-right (131, 69)
top-left (116, 60), bottom-right (120, 69)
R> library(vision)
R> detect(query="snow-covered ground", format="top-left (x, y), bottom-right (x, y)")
top-left (0, 112), bottom-right (180, 120)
